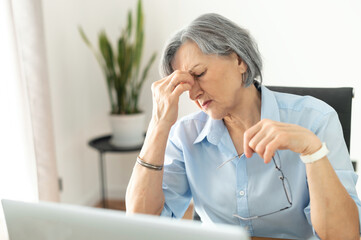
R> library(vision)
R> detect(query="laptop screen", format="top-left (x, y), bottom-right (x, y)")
top-left (1, 199), bottom-right (249, 240)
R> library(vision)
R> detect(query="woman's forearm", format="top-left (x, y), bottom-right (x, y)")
top-left (126, 119), bottom-right (171, 215)
top-left (306, 157), bottom-right (359, 239)
top-left (126, 70), bottom-right (194, 215)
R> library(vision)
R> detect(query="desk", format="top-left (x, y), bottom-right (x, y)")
top-left (88, 135), bottom-right (142, 208)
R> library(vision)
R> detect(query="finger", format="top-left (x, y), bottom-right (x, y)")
top-left (165, 72), bottom-right (194, 92)
top-left (152, 72), bottom-right (178, 95)
top-left (155, 71), bottom-right (178, 86)
top-left (248, 128), bottom-right (269, 153)
top-left (251, 134), bottom-right (275, 160)
top-left (243, 121), bottom-right (263, 158)
top-left (167, 73), bottom-right (194, 92)
top-left (171, 82), bottom-right (192, 98)
top-left (263, 137), bottom-right (280, 164)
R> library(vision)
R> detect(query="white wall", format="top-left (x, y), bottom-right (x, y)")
top-left (42, 0), bottom-right (361, 205)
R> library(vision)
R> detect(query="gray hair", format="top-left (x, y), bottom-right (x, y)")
top-left (160, 13), bottom-right (263, 87)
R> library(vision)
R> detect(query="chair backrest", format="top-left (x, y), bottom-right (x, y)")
top-left (267, 86), bottom-right (353, 153)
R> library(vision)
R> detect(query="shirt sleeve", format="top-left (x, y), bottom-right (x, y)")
top-left (303, 110), bottom-right (361, 237)
top-left (160, 133), bottom-right (192, 218)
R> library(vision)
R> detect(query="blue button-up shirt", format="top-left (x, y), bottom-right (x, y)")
top-left (160, 85), bottom-right (361, 239)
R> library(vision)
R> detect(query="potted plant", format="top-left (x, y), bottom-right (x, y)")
top-left (79, 0), bottom-right (156, 147)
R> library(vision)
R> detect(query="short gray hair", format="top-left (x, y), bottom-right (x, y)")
top-left (160, 13), bottom-right (263, 87)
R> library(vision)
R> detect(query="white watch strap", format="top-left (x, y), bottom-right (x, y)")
top-left (300, 142), bottom-right (329, 164)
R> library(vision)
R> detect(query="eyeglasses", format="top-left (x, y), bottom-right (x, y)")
top-left (217, 152), bottom-right (293, 220)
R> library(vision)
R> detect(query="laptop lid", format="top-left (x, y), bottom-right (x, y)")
top-left (1, 199), bottom-right (249, 240)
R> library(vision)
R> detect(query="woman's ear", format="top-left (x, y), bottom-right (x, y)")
top-left (237, 55), bottom-right (248, 74)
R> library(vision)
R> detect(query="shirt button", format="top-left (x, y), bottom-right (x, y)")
top-left (239, 190), bottom-right (245, 196)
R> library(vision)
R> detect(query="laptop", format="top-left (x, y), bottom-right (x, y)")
top-left (1, 199), bottom-right (249, 240)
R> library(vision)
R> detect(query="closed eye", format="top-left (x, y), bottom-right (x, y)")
top-left (194, 70), bottom-right (206, 79)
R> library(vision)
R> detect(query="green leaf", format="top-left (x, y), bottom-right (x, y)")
top-left (134, 0), bottom-right (144, 69)
top-left (78, 26), bottom-right (92, 47)
top-left (127, 11), bottom-right (132, 37)
top-left (137, 52), bottom-right (156, 90)
top-left (78, 26), bottom-right (107, 73)
top-left (135, 31), bottom-right (144, 68)
top-left (131, 52), bottom-right (156, 112)
top-left (124, 45), bottom-right (134, 84)
top-left (98, 31), bottom-right (115, 74)
top-left (117, 37), bottom-right (126, 75)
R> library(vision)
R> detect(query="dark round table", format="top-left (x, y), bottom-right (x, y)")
top-left (88, 135), bottom-right (143, 208)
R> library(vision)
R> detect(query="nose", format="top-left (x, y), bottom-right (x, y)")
top-left (189, 80), bottom-right (203, 100)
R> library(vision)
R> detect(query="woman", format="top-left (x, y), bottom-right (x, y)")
top-left (126, 13), bottom-right (360, 239)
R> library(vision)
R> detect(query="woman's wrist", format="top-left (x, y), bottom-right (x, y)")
top-left (138, 118), bottom-right (172, 167)
top-left (300, 142), bottom-right (329, 164)
top-left (145, 118), bottom-right (172, 146)
top-left (300, 138), bottom-right (323, 156)
top-left (149, 117), bottom-right (174, 132)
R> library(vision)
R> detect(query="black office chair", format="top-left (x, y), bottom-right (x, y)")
top-left (193, 86), bottom-right (355, 221)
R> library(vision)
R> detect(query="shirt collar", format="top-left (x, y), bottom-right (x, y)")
top-left (193, 117), bottom-right (226, 145)
top-left (260, 85), bottom-right (280, 122)
top-left (193, 85), bottom-right (280, 145)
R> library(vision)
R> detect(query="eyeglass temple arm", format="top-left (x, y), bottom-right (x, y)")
top-left (217, 154), bottom-right (242, 169)
top-left (233, 205), bottom-right (292, 221)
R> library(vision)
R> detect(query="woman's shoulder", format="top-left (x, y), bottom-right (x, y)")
top-left (271, 90), bottom-right (335, 116)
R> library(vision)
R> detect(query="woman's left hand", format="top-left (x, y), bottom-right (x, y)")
top-left (243, 119), bottom-right (323, 163)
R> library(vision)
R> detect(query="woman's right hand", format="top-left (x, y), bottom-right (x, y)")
top-left (127, 72), bottom-right (193, 216)
top-left (151, 70), bottom-right (194, 129)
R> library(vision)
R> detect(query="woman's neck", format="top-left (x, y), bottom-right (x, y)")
top-left (223, 84), bottom-right (261, 132)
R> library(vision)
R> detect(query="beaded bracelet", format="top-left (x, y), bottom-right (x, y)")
top-left (136, 156), bottom-right (163, 171)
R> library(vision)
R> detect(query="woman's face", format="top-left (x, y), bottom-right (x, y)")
top-left (172, 41), bottom-right (248, 120)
